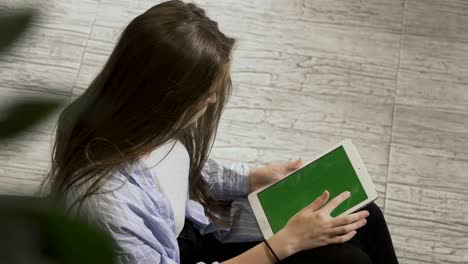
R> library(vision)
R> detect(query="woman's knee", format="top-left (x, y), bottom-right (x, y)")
top-left (361, 202), bottom-right (385, 224)
top-left (280, 243), bottom-right (372, 264)
top-left (339, 244), bottom-right (373, 264)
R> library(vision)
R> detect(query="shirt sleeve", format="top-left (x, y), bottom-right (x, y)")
top-left (187, 197), bottom-right (264, 243)
top-left (201, 157), bottom-right (250, 201)
top-left (74, 180), bottom-right (180, 264)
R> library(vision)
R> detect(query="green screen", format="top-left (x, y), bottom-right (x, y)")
top-left (258, 146), bottom-right (367, 234)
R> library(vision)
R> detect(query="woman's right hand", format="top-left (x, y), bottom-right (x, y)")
top-left (270, 191), bottom-right (370, 259)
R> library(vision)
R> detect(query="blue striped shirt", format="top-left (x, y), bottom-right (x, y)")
top-left (67, 156), bottom-right (263, 263)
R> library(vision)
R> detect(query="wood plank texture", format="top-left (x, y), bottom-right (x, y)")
top-left (0, 0), bottom-right (99, 194)
top-left (199, 0), bottom-right (404, 210)
top-left (397, 35), bottom-right (468, 113)
top-left (69, 0), bottom-right (404, 210)
top-left (386, 183), bottom-right (468, 263)
top-left (403, 0), bottom-right (468, 42)
top-left (1, 0), bottom-right (467, 263)
top-left (0, 0), bottom-right (99, 96)
top-left (387, 0), bottom-right (468, 263)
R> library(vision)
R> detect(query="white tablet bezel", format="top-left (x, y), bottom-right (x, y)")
top-left (247, 139), bottom-right (378, 239)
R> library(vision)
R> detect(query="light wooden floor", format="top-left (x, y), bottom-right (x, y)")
top-left (1, 0), bottom-right (467, 263)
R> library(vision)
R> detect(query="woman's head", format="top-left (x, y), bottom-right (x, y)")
top-left (84, 0), bottom-right (234, 140)
top-left (46, 0), bottom-right (236, 225)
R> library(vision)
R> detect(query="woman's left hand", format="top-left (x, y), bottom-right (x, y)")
top-left (249, 159), bottom-right (304, 193)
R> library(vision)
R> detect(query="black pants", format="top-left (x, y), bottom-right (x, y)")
top-left (177, 202), bottom-right (399, 264)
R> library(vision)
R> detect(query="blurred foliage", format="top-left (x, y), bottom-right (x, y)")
top-left (0, 196), bottom-right (116, 264)
top-left (0, 7), bottom-right (117, 264)
top-left (0, 9), bottom-right (62, 141)
top-left (0, 99), bottom-right (62, 140)
top-left (0, 9), bottom-right (36, 54)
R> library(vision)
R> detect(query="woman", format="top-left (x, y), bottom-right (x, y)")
top-left (45, 1), bottom-right (399, 263)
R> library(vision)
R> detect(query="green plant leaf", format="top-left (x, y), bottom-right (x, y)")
top-left (0, 196), bottom-right (116, 264)
top-left (0, 99), bottom-right (62, 140)
top-left (0, 9), bottom-right (36, 53)
top-left (36, 209), bottom-right (117, 264)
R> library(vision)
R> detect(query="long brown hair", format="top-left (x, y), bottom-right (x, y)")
top-left (44, 0), bottom-right (236, 226)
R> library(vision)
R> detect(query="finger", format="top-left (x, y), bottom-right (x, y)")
top-left (330, 210), bottom-right (369, 227)
top-left (305, 190), bottom-right (330, 211)
top-left (327, 218), bottom-right (367, 236)
top-left (327, 230), bottom-right (358, 244)
top-left (321, 191), bottom-right (351, 215)
top-left (285, 159), bottom-right (303, 172)
top-left (292, 159), bottom-right (303, 168)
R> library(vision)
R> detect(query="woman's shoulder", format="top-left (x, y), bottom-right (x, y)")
top-left (143, 140), bottom-right (189, 167)
top-left (68, 165), bottom-right (178, 256)
top-left (67, 161), bottom-right (165, 218)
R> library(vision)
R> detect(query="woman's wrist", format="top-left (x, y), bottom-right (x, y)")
top-left (267, 228), bottom-right (301, 261)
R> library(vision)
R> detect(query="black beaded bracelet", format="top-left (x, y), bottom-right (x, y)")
top-left (264, 239), bottom-right (280, 262)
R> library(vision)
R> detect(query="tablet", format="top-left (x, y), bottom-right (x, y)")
top-left (248, 139), bottom-right (378, 239)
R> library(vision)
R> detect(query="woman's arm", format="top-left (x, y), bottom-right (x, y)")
top-left (188, 197), bottom-right (263, 243)
top-left (222, 230), bottom-right (297, 264)
top-left (202, 158), bottom-right (303, 201)
top-left (222, 191), bottom-right (369, 264)
top-left (197, 158), bottom-right (301, 243)
top-left (201, 158), bottom-right (250, 201)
